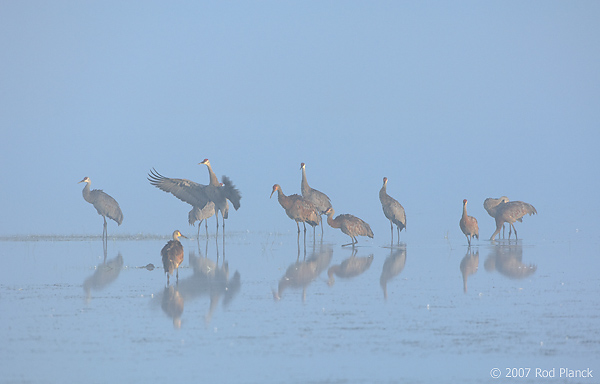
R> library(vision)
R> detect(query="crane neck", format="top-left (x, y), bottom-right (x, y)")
top-left (326, 211), bottom-right (340, 229)
top-left (301, 167), bottom-right (310, 192)
top-left (205, 163), bottom-right (220, 186)
top-left (379, 182), bottom-right (387, 199)
top-left (462, 203), bottom-right (468, 218)
top-left (276, 189), bottom-right (293, 210)
top-left (81, 182), bottom-right (93, 203)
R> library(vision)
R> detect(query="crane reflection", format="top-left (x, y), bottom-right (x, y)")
top-left (380, 246), bottom-right (406, 299)
top-left (155, 239), bottom-right (241, 328)
top-left (83, 253), bottom-right (124, 302)
top-left (484, 242), bottom-right (537, 279)
top-left (273, 241), bottom-right (333, 302)
top-left (327, 248), bottom-right (373, 286)
top-left (459, 248), bottom-right (479, 293)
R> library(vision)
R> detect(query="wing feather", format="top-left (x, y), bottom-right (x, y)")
top-left (148, 168), bottom-right (209, 208)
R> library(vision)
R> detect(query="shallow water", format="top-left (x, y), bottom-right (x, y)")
top-left (1, 232), bottom-right (598, 383)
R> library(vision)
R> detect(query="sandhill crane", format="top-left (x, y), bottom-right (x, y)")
top-left (162, 230), bottom-right (187, 285)
top-left (379, 177), bottom-right (406, 244)
top-left (199, 159), bottom-right (241, 233)
top-left (188, 201), bottom-right (216, 238)
top-left (270, 184), bottom-right (320, 234)
top-left (148, 167), bottom-right (211, 218)
top-left (484, 196), bottom-right (509, 238)
top-left (78, 177), bottom-right (123, 244)
top-left (324, 207), bottom-right (374, 247)
top-left (459, 199), bottom-right (479, 246)
top-left (490, 201), bottom-right (537, 241)
top-left (300, 163), bottom-right (332, 235)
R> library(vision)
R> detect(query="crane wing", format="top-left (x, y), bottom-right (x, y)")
top-left (221, 175), bottom-right (242, 210)
top-left (148, 168), bottom-right (210, 208)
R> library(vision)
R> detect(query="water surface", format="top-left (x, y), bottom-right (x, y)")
top-left (1, 232), bottom-right (598, 383)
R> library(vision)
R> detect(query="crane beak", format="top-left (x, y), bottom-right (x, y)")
top-left (270, 191), bottom-right (275, 199)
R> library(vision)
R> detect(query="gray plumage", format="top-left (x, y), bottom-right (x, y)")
top-left (221, 175), bottom-right (241, 211)
top-left (379, 177), bottom-right (406, 244)
top-left (483, 196), bottom-right (510, 218)
top-left (79, 177), bottom-right (123, 240)
top-left (188, 201), bottom-right (216, 238)
top-left (271, 184), bottom-right (321, 233)
top-left (161, 230), bottom-right (186, 285)
top-left (300, 163), bottom-right (332, 236)
top-left (199, 159), bottom-right (241, 231)
top-left (459, 199), bottom-right (479, 246)
top-left (490, 201), bottom-right (537, 241)
top-left (148, 168), bottom-right (210, 210)
top-left (300, 162), bottom-right (332, 215)
top-left (484, 196), bottom-right (509, 238)
top-left (324, 207), bottom-right (374, 247)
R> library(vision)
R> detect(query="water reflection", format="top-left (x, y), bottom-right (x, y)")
top-left (273, 241), bottom-right (333, 302)
top-left (154, 239), bottom-right (241, 328)
top-left (380, 246), bottom-right (407, 299)
top-left (161, 285), bottom-right (184, 329)
top-left (83, 253), bottom-right (124, 302)
top-left (327, 248), bottom-right (373, 286)
top-left (484, 242), bottom-right (537, 279)
top-left (459, 248), bottom-right (479, 293)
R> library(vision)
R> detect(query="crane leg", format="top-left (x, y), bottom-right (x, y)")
top-left (296, 222), bottom-right (301, 234)
top-left (490, 220), bottom-right (503, 242)
top-left (342, 237), bottom-right (353, 247)
top-left (397, 226), bottom-right (401, 244)
top-left (390, 221), bottom-right (394, 245)
top-left (511, 224), bottom-right (518, 239)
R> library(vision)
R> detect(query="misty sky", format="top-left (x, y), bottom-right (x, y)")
top-left (1, 2), bottom-right (599, 242)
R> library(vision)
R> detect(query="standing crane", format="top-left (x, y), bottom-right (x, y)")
top-left (324, 207), bottom-right (374, 247)
top-left (379, 177), bottom-right (406, 244)
top-left (199, 159), bottom-right (242, 234)
top-left (148, 167), bottom-right (214, 238)
top-left (484, 196), bottom-right (509, 238)
top-left (270, 184), bottom-right (321, 234)
top-left (188, 201), bottom-right (216, 238)
top-left (459, 199), bottom-right (479, 246)
top-left (78, 177), bottom-right (123, 245)
top-left (300, 163), bottom-right (332, 236)
top-left (490, 201), bottom-right (537, 241)
top-left (161, 230), bottom-right (187, 285)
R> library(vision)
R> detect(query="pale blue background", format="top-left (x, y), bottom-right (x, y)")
top-left (1, 1), bottom-right (598, 242)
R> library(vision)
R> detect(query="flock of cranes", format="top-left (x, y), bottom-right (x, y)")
top-left (78, 160), bottom-right (538, 284)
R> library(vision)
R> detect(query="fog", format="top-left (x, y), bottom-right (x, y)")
top-left (1, 2), bottom-right (598, 242)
